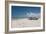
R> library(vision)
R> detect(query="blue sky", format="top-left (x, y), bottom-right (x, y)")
top-left (11, 6), bottom-right (40, 18)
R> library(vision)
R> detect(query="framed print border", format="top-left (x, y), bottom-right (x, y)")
top-left (5, 1), bottom-right (45, 33)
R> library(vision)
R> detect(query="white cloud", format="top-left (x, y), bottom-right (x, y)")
top-left (26, 12), bottom-right (40, 18)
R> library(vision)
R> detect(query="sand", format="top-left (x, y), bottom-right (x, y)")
top-left (11, 18), bottom-right (41, 28)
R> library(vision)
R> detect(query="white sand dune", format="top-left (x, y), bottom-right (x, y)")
top-left (11, 18), bottom-right (41, 28)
